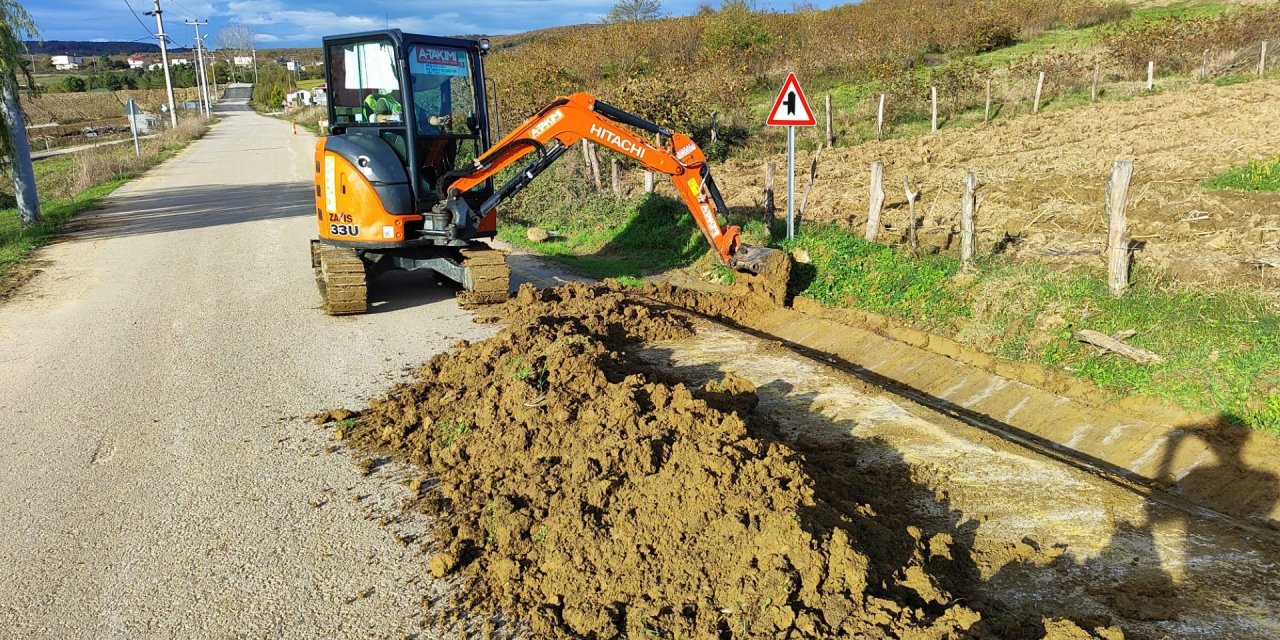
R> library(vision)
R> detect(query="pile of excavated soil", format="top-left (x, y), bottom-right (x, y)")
top-left (332, 283), bottom-right (1122, 639)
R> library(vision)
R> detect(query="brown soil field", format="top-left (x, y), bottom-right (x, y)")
top-left (325, 283), bottom-right (1145, 639)
top-left (717, 80), bottom-right (1280, 296)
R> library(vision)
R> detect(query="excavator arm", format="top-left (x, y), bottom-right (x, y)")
top-left (436, 92), bottom-right (779, 274)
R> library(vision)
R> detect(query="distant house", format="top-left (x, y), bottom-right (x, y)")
top-left (169, 58), bottom-right (191, 66)
top-left (285, 88), bottom-right (311, 107)
top-left (51, 54), bottom-right (83, 70)
top-left (233, 56), bottom-right (253, 67)
top-left (127, 54), bottom-right (147, 69)
top-left (284, 60), bottom-right (302, 72)
top-left (147, 62), bottom-right (163, 71)
top-left (310, 84), bottom-right (327, 106)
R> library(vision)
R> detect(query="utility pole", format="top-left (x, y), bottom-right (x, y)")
top-left (251, 32), bottom-right (259, 84)
top-left (207, 46), bottom-right (218, 101)
top-left (145, 0), bottom-right (178, 127)
top-left (185, 20), bottom-right (212, 117)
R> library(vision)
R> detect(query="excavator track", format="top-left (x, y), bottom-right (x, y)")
top-left (457, 246), bottom-right (510, 305)
top-left (314, 244), bottom-right (368, 315)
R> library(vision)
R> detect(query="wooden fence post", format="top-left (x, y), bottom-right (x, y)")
top-left (644, 133), bottom-right (657, 193)
top-left (799, 144), bottom-right (825, 220)
top-left (1033, 71), bottom-right (1045, 113)
top-left (865, 161), bottom-right (885, 242)
top-left (1261, 41), bottom-right (1269, 77)
top-left (930, 86), bottom-right (938, 132)
top-left (825, 94), bottom-right (834, 147)
top-left (1147, 60), bottom-right (1154, 91)
top-left (611, 158), bottom-right (622, 196)
top-left (1106, 160), bottom-right (1135, 297)
top-left (587, 142), bottom-right (602, 191)
top-left (902, 176), bottom-right (921, 251)
top-left (961, 173), bottom-right (977, 269)
top-left (1201, 49), bottom-right (1210, 79)
top-left (1091, 64), bottom-right (1100, 102)
top-left (876, 93), bottom-right (886, 141)
top-left (984, 77), bottom-right (992, 122)
top-left (709, 111), bottom-right (718, 143)
top-left (763, 161), bottom-right (776, 228)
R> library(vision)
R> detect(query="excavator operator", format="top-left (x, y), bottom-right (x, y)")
top-left (362, 89), bottom-right (403, 122)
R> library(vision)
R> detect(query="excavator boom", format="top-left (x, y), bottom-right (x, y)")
top-left (437, 92), bottom-right (780, 274)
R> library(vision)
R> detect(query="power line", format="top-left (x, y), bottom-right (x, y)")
top-left (122, 0), bottom-right (155, 39)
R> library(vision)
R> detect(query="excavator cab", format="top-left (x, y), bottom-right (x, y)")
top-left (312, 30), bottom-right (509, 313)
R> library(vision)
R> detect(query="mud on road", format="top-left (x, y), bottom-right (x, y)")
top-left (322, 282), bottom-right (1280, 639)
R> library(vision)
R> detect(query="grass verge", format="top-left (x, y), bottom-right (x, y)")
top-left (0, 117), bottom-right (214, 280)
top-left (510, 192), bottom-right (1280, 432)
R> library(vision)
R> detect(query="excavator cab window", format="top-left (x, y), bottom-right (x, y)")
top-left (407, 44), bottom-right (483, 196)
top-left (326, 40), bottom-right (402, 126)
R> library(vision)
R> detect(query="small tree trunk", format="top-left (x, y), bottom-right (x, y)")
top-left (1092, 64), bottom-right (1100, 101)
top-left (610, 158), bottom-right (621, 196)
top-left (902, 176), bottom-right (920, 252)
top-left (2, 76), bottom-right (40, 226)
top-left (1106, 160), bottom-right (1135, 297)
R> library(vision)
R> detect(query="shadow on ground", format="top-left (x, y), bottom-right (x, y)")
top-left (635, 334), bottom-right (1280, 639)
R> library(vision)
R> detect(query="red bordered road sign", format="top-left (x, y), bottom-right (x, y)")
top-left (766, 72), bottom-right (816, 127)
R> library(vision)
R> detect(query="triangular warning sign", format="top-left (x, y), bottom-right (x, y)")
top-left (766, 73), bottom-right (816, 127)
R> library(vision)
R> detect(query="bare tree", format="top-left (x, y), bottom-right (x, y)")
top-left (604, 0), bottom-right (662, 23)
top-left (218, 23), bottom-right (256, 83)
top-left (0, 0), bottom-right (41, 226)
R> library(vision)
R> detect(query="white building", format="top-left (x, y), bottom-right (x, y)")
top-left (284, 60), bottom-right (302, 72)
top-left (51, 54), bottom-right (83, 70)
top-left (284, 88), bottom-right (312, 107)
top-left (127, 54), bottom-right (147, 69)
top-left (233, 56), bottom-right (253, 67)
top-left (169, 58), bottom-right (192, 66)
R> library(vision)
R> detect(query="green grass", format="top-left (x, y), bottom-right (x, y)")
top-left (1204, 157), bottom-right (1280, 192)
top-left (780, 225), bottom-right (1280, 432)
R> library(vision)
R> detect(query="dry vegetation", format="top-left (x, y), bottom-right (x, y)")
top-left (485, 0), bottom-right (1128, 131)
top-left (20, 88), bottom-right (203, 126)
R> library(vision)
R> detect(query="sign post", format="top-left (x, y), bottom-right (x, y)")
top-left (123, 99), bottom-right (141, 158)
top-left (766, 72), bottom-right (817, 240)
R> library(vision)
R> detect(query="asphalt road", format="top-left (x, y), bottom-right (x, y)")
top-left (0, 101), bottom-right (499, 637)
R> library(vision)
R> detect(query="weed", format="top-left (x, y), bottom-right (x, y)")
top-left (1204, 156), bottom-right (1280, 192)
top-left (533, 524), bottom-right (549, 543)
top-left (506, 354), bottom-right (535, 381)
top-left (438, 419), bottom-right (471, 448)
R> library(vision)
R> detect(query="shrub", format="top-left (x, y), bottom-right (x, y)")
top-left (701, 0), bottom-right (776, 54)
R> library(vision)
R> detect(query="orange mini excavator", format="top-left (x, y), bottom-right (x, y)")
top-left (311, 29), bottom-right (781, 314)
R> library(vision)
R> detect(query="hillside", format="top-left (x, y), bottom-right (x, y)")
top-left (25, 40), bottom-right (191, 56)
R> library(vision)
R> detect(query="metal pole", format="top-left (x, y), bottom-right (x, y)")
top-left (786, 125), bottom-right (795, 240)
top-left (186, 21), bottom-right (212, 118)
top-left (147, 0), bottom-right (178, 128)
top-left (129, 101), bottom-right (141, 158)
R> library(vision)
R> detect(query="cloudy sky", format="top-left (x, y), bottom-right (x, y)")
top-left (30, 0), bottom-right (847, 48)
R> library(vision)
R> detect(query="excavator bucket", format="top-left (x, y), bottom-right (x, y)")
top-left (733, 244), bottom-right (788, 276)
top-left (732, 244), bottom-right (791, 305)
